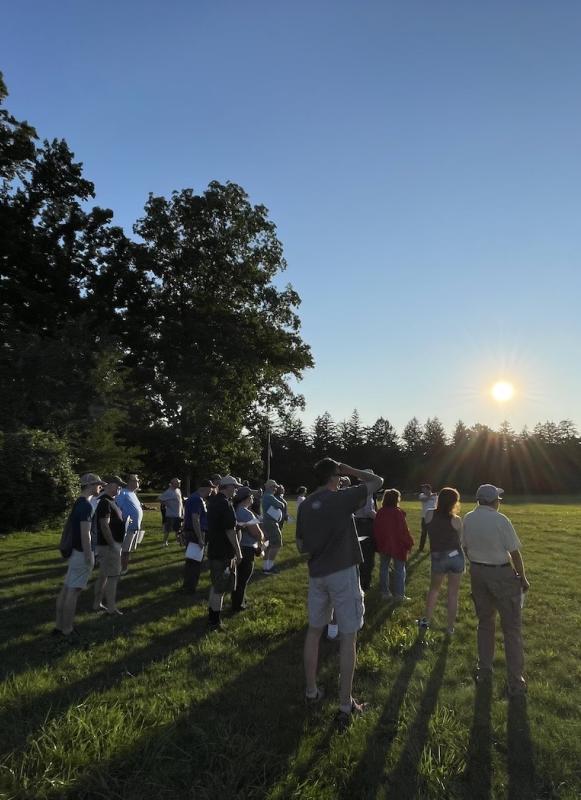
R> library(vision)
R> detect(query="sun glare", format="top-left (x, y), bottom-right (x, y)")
top-left (491, 381), bottom-right (514, 403)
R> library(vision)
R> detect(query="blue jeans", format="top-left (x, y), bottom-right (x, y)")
top-left (379, 554), bottom-right (406, 597)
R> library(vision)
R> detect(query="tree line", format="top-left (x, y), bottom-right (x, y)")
top-left (270, 411), bottom-right (581, 496)
top-left (0, 73), bottom-right (312, 529)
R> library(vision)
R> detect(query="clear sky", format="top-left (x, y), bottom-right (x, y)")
top-left (4, 1), bottom-right (580, 435)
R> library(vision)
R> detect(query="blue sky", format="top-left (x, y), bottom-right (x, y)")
top-left (4, 1), bottom-right (580, 435)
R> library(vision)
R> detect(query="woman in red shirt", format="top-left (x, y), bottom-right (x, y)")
top-left (373, 489), bottom-right (414, 601)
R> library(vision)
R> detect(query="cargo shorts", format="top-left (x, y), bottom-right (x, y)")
top-left (308, 564), bottom-right (365, 634)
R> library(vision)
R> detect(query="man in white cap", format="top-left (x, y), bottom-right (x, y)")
top-left (54, 473), bottom-right (103, 638)
top-left (261, 478), bottom-right (286, 574)
top-left (158, 477), bottom-right (184, 546)
top-left (206, 475), bottom-right (243, 631)
top-left (462, 484), bottom-right (530, 696)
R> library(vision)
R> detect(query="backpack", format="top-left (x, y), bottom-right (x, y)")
top-left (59, 498), bottom-right (84, 559)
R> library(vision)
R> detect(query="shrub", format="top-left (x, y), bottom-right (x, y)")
top-left (0, 429), bottom-right (78, 531)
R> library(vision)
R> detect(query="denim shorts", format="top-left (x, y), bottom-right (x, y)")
top-left (431, 549), bottom-right (465, 574)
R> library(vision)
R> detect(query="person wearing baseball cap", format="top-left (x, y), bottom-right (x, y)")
top-left (463, 485), bottom-right (530, 696)
top-left (182, 479), bottom-right (216, 594)
top-left (54, 473), bottom-right (103, 639)
top-left (261, 478), bottom-right (285, 575)
top-left (92, 476), bottom-right (127, 615)
top-left (206, 476), bottom-right (243, 631)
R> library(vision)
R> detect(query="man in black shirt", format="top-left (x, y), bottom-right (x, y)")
top-left (206, 475), bottom-right (243, 631)
top-left (92, 476), bottom-right (127, 615)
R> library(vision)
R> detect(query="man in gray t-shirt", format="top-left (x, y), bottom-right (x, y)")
top-left (297, 457), bottom-right (383, 731)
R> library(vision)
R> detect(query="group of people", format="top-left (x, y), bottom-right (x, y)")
top-left (55, 473), bottom-right (143, 637)
top-left (296, 459), bottom-right (530, 731)
top-left (55, 458), bottom-right (530, 733)
top-left (55, 471), bottom-right (294, 637)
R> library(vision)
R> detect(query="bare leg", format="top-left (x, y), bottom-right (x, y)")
top-left (304, 625), bottom-right (324, 694)
top-left (56, 586), bottom-right (68, 631)
top-left (338, 631), bottom-right (358, 710)
top-left (424, 573), bottom-right (446, 621)
top-left (104, 576), bottom-right (120, 612)
top-left (121, 552), bottom-right (130, 571)
top-left (62, 588), bottom-right (81, 634)
top-left (93, 574), bottom-right (107, 610)
top-left (266, 545), bottom-right (280, 566)
top-left (446, 573), bottom-right (462, 630)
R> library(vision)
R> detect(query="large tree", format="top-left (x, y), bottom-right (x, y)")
top-left (121, 183), bottom-right (313, 484)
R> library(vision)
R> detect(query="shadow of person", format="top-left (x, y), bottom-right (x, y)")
top-left (507, 694), bottom-right (536, 800)
top-left (462, 675), bottom-right (493, 799)
top-left (383, 636), bottom-right (450, 799)
top-left (342, 633), bottom-right (429, 799)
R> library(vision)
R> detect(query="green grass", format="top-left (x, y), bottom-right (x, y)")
top-left (1, 499), bottom-right (580, 799)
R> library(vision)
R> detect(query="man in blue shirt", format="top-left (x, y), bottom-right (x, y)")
top-left (182, 480), bottom-right (215, 594)
top-left (117, 474), bottom-right (144, 573)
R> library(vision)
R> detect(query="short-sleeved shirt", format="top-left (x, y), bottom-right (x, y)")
top-left (70, 497), bottom-right (94, 552)
top-left (116, 490), bottom-right (143, 531)
top-left (462, 505), bottom-right (522, 565)
top-left (296, 483), bottom-right (368, 578)
top-left (206, 492), bottom-right (237, 560)
top-left (96, 494), bottom-right (126, 545)
top-left (236, 505), bottom-right (260, 548)
top-left (184, 492), bottom-right (208, 532)
top-left (158, 488), bottom-right (183, 519)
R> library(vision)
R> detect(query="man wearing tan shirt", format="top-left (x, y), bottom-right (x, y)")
top-left (462, 484), bottom-right (530, 696)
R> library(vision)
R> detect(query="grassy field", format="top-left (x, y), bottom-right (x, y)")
top-left (1, 498), bottom-right (580, 799)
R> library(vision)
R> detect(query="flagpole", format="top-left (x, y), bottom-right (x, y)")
top-left (266, 427), bottom-right (271, 481)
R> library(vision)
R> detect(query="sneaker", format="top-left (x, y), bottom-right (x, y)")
top-left (305, 687), bottom-right (325, 706)
top-left (208, 621), bottom-right (226, 633)
top-left (51, 627), bottom-right (64, 637)
top-left (162, 542), bottom-right (169, 548)
top-left (262, 568), bottom-right (275, 576)
top-left (394, 595), bottom-right (412, 603)
top-left (417, 617), bottom-right (430, 630)
top-left (335, 699), bottom-right (368, 732)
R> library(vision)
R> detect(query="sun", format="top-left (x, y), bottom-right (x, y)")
top-left (491, 381), bottom-right (514, 403)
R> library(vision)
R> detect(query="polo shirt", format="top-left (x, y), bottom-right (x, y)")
top-left (462, 505), bottom-right (522, 565)
top-left (297, 483), bottom-right (368, 578)
top-left (206, 492), bottom-right (237, 560)
top-left (116, 490), bottom-right (143, 531)
top-left (158, 488), bottom-right (183, 518)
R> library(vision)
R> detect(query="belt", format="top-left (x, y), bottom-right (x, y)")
top-left (470, 561), bottom-right (510, 568)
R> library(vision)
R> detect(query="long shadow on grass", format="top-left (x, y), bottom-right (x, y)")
top-left (54, 628), bottom-right (320, 800)
top-left (0, 564), bottom-right (195, 680)
top-left (382, 637), bottom-right (450, 799)
top-left (342, 634), bottom-right (428, 799)
top-left (461, 676), bottom-right (493, 799)
top-left (0, 609), bottom-right (211, 759)
top-left (507, 695), bottom-right (536, 800)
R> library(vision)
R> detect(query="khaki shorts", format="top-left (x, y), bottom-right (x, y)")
top-left (97, 543), bottom-right (122, 577)
top-left (209, 558), bottom-right (236, 594)
top-left (64, 549), bottom-right (94, 590)
top-left (308, 565), bottom-right (365, 634)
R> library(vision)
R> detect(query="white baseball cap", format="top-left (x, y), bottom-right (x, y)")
top-left (476, 484), bottom-right (504, 502)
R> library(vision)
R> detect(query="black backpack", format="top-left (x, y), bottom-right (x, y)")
top-left (59, 498), bottom-right (84, 559)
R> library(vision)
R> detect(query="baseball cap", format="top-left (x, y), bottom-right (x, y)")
top-left (476, 484), bottom-right (504, 502)
top-left (80, 473), bottom-right (103, 487)
top-left (219, 475), bottom-right (243, 488)
top-left (103, 475), bottom-right (127, 487)
top-left (235, 486), bottom-right (253, 501)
